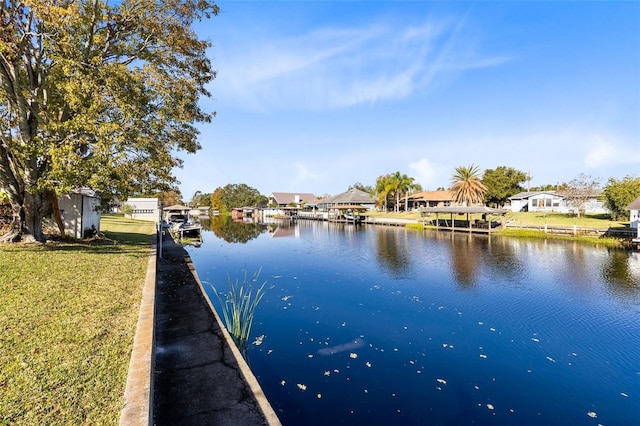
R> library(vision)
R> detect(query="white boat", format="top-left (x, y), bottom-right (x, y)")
top-left (171, 220), bottom-right (203, 237)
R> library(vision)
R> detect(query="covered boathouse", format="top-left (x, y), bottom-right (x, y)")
top-left (419, 206), bottom-right (508, 234)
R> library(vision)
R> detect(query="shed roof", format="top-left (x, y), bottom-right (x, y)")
top-left (626, 196), bottom-right (640, 210)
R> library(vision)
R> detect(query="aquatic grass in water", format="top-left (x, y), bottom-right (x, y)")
top-left (211, 268), bottom-right (267, 350)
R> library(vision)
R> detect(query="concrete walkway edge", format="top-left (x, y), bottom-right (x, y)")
top-left (119, 245), bottom-right (157, 425)
top-left (119, 238), bottom-right (281, 425)
top-left (189, 260), bottom-right (281, 425)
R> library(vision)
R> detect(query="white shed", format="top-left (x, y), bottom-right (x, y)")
top-left (57, 189), bottom-right (101, 239)
top-left (627, 196), bottom-right (640, 230)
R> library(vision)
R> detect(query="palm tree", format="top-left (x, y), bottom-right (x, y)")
top-left (389, 172), bottom-right (421, 212)
top-left (375, 174), bottom-right (395, 212)
top-left (450, 164), bottom-right (488, 206)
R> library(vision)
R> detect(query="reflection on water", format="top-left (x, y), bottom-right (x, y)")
top-left (374, 228), bottom-right (412, 278)
top-left (447, 233), bottom-right (483, 288)
top-left (188, 221), bottom-right (640, 426)
top-left (201, 215), bottom-right (266, 243)
top-left (602, 250), bottom-right (640, 300)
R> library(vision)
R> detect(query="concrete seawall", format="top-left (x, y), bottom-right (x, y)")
top-left (120, 234), bottom-right (280, 425)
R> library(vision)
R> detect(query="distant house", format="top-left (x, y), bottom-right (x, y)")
top-left (124, 197), bottom-right (159, 222)
top-left (508, 191), bottom-right (608, 214)
top-left (627, 196), bottom-right (640, 229)
top-left (402, 191), bottom-right (455, 210)
top-left (509, 191), bottom-right (563, 212)
top-left (317, 188), bottom-right (376, 210)
top-left (268, 192), bottom-right (317, 207)
top-left (56, 189), bottom-right (101, 239)
top-left (231, 207), bottom-right (255, 221)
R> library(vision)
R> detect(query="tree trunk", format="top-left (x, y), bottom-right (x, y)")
top-left (51, 193), bottom-right (65, 234)
top-left (2, 190), bottom-right (51, 243)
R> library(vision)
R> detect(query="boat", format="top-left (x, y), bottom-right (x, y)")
top-left (171, 220), bottom-right (203, 237)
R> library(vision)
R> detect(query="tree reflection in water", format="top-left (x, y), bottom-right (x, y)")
top-left (201, 215), bottom-right (266, 243)
top-left (375, 228), bottom-right (412, 278)
top-left (446, 232), bottom-right (482, 288)
top-left (602, 250), bottom-right (640, 299)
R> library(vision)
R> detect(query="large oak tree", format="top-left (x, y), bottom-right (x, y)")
top-left (0, 0), bottom-right (218, 242)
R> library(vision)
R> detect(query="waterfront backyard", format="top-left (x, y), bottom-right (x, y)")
top-left (0, 216), bottom-right (154, 424)
top-left (191, 218), bottom-right (639, 425)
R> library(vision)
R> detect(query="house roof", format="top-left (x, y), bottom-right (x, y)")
top-left (269, 192), bottom-right (317, 204)
top-left (319, 188), bottom-right (376, 205)
top-left (406, 190), bottom-right (453, 201)
top-left (626, 196), bottom-right (640, 210)
top-left (509, 191), bottom-right (559, 200)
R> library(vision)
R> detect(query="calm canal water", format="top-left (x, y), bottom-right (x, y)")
top-left (186, 218), bottom-right (640, 426)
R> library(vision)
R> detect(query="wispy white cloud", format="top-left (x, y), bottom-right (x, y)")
top-left (215, 16), bottom-right (509, 111)
top-left (294, 161), bottom-right (321, 181)
top-left (409, 158), bottom-right (444, 190)
top-left (584, 136), bottom-right (640, 169)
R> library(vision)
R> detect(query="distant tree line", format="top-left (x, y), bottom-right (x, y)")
top-left (158, 166), bottom-right (639, 221)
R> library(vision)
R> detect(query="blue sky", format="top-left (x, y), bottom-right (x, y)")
top-left (174, 0), bottom-right (640, 200)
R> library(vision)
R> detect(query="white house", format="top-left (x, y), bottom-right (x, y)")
top-left (124, 197), bottom-right (160, 222)
top-left (57, 189), bottom-right (101, 239)
top-left (508, 191), bottom-right (608, 215)
top-left (627, 196), bottom-right (640, 230)
top-left (509, 191), bottom-right (563, 212)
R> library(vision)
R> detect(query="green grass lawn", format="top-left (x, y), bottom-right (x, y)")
top-left (366, 210), bottom-right (628, 229)
top-left (0, 214), bottom-right (154, 425)
top-left (368, 210), bottom-right (631, 247)
top-left (504, 211), bottom-right (627, 229)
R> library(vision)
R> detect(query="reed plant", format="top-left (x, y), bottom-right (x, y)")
top-left (211, 268), bottom-right (267, 350)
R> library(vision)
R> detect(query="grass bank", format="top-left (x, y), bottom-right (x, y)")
top-left (367, 211), bottom-right (632, 248)
top-left (503, 212), bottom-right (626, 229)
top-left (0, 214), bottom-right (154, 425)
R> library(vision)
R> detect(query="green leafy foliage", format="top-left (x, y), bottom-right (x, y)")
top-left (348, 182), bottom-right (374, 194)
top-left (0, 0), bottom-right (219, 241)
top-left (211, 183), bottom-right (264, 211)
top-left (603, 175), bottom-right (640, 220)
top-left (190, 190), bottom-right (211, 207)
top-left (482, 166), bottom-right (528, 207)
top-left (375, 172), bottom-right (421, 212)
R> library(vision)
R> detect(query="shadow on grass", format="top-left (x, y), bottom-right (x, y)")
top-left (11, 231), bottom-right (157, 256)
top-left (101, 230), bottom-right (156, 246)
